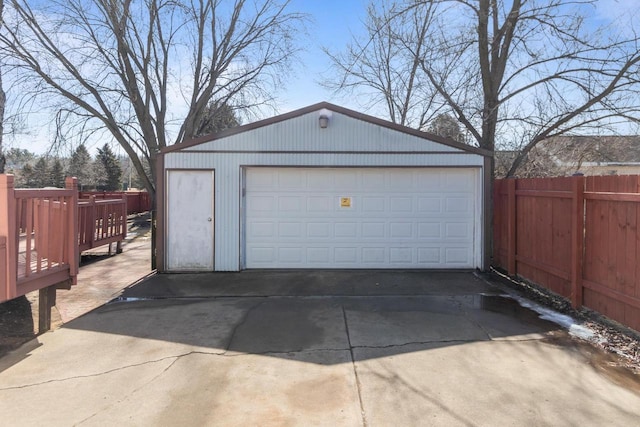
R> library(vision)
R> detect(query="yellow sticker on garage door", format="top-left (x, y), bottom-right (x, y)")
top-left (340, 197), bottom-right (351, 208)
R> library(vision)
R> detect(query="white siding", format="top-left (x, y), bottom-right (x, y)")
top-left (183, 111), bottom-right (464, 153)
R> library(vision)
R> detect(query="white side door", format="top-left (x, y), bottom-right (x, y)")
top-left (166, 170), bottom-right (214, 271)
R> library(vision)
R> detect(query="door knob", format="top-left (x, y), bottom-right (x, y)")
top-left (207, 217), bottom-right (212, 222)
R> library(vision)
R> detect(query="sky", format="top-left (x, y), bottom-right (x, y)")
top-left (8, 0), bottom-right (371, 156)
top-left (5, 0), bottom-right (639, 156)
top-left (280, 0), bottom-right (368, 111)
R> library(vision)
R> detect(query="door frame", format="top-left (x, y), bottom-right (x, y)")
top-left (165, 168), bottom-right (215, 271)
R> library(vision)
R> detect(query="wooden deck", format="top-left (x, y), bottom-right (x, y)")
top-left (1, 175), bottom-right (78, 303)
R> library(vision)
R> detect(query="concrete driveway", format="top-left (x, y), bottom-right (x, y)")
top-left (1, 271), bottom-right (639, 426)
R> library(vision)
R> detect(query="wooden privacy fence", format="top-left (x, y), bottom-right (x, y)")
top-left (494, 175), bottom-right (640, 332)
top-left (78, 196), bottom-right (128, 253)
top-left (79, 191), bottom-right (150, 215)
top-left (1, 175), bottom-right (79, 303)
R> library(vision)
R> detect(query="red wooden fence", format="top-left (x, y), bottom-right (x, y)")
top-left (78, 191), bottom-right (150, 215)
top-left (494, 175), bottom-right (640, 332)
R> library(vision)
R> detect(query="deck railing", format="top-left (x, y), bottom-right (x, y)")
top-left (1, 175), bottom-right (78, 303)
top-left (78, 196), bottom-right (127, 252)
top-left (78, 191), bottom-right (150, 215)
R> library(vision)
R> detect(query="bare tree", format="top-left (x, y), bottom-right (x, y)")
top-left (416, 0), bottom-right (640, 176)
top-left (324, 1), bottom-right (442, 128)
top-left (0, 0), bottom-right (305, 199)
top-left (329, 0), bottom-right (640, 177)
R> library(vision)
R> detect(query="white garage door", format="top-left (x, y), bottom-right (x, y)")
top-left (244, 168), bottom-right (479, 269)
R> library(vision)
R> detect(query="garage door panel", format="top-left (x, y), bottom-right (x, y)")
top-left (279, 247), bottom-right (302, 263)
top-left (390, 197), bottom-right (413, 212)
top-left (307, 223), bottom-right (331, 237)
top-left (390, 247), bottom-right (413, 263)
top-left (361, 170), bottom-right (385, 188)
top-left (250, 247), bottom-right (275, 263)
top-left (388, 171), bottom-right (413, 188)
top-left (418, 247), bottom-right (440, 264)
top-left (278, 222), bottom-right (301, 237)
top-left (307, 247), bottom-right (330, 263)
top-left (335, 222), bottom-right (357, 237)
top-left (362, 247), bottom-right (385, 263)
top-left (335, 247), bottom-right (357, 262)
top-left (248, 196), bottom-right (274, 212)
top-left (445, 197), bottom-right (472, 213)
top-left (445, 172), bottom-right (475, 190)
top-left (445, 247), bottom-right (472, 264)
top-left (419, 223), bottom-right (442, 239)
top-left (362, 222), bottom-right (385, 238)
top-left (250, 222), bottom-right (274, 237)
top-left (418, 198), bottom-right (442, 212)
top-left (245, 168), bottom-right (478, 269)
top-left (307, 197), bottom-right (333, 211)
top-left (390, 223), bottom-right (413, 238)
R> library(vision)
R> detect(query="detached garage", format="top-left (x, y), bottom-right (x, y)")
top-left (156, 102), bottom-right (491, 272)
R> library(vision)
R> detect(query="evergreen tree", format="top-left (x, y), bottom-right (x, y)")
top-left (67, 144), bottom-right (92, 190)
top-left (5, 148), bottom-right (35, 169)
top-left (50, 158), bottom-right (65, 187)
top-left (32, 157), bottom-right (49, 188)
top-left (195, 101), bottom-right (240, 136)
top-left (19, 163), bottom-right (35, 188)
top-left (96, 144), bottom-right (122, 191)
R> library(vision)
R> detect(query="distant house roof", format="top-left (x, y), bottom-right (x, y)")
top-left (539, 135), bottom-right (640, 165)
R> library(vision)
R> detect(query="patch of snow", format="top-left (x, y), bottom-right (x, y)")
top-left (511, 295), bottom-right (599, 342)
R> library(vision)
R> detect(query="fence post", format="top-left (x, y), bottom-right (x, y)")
top-left (570, 175), bottom-right (585, 309)
top-left (507, 178), bottom-right (517, 275)
top-left (0, 175), bottom-right (17, 300)
top-left (89, 195), bottom-right (96, 250)
top-left (116, 193), bottom-right (127, 254)
top-left (66, 177), bottom-right (79, 285)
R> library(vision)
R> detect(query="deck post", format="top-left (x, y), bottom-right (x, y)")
top-left (66, 177), bottom-right (79, 285)
top-left (38, 284), bottom-right (57, 333)
top-left (117, 193), bottom-right (126, 254)
top-left (88, 195), bottom-right (96, 250)
top-left (0, 175), bottom-right (18, 300)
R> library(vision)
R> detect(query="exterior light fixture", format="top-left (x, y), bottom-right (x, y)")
top-left (318, 108), bottom-right (332, 128)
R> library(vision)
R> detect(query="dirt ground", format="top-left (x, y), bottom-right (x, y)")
top-left (0, 213), bottom-right (151, 358)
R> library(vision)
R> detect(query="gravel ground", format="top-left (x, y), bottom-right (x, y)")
top-left (487, 268), bottom-right (640, 375)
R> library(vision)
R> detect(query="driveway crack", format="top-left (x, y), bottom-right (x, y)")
top-left (342, 306), bottom-right (368, 427)
top-left (224, 300), bottom-right (265, 353)
top-left (0, 350), bottom-right (225, 391)
top-left (74, 356), bottom-right (183, 426)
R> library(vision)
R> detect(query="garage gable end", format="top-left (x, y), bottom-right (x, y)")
top-left (166, 102), bottom-right (489, 157)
